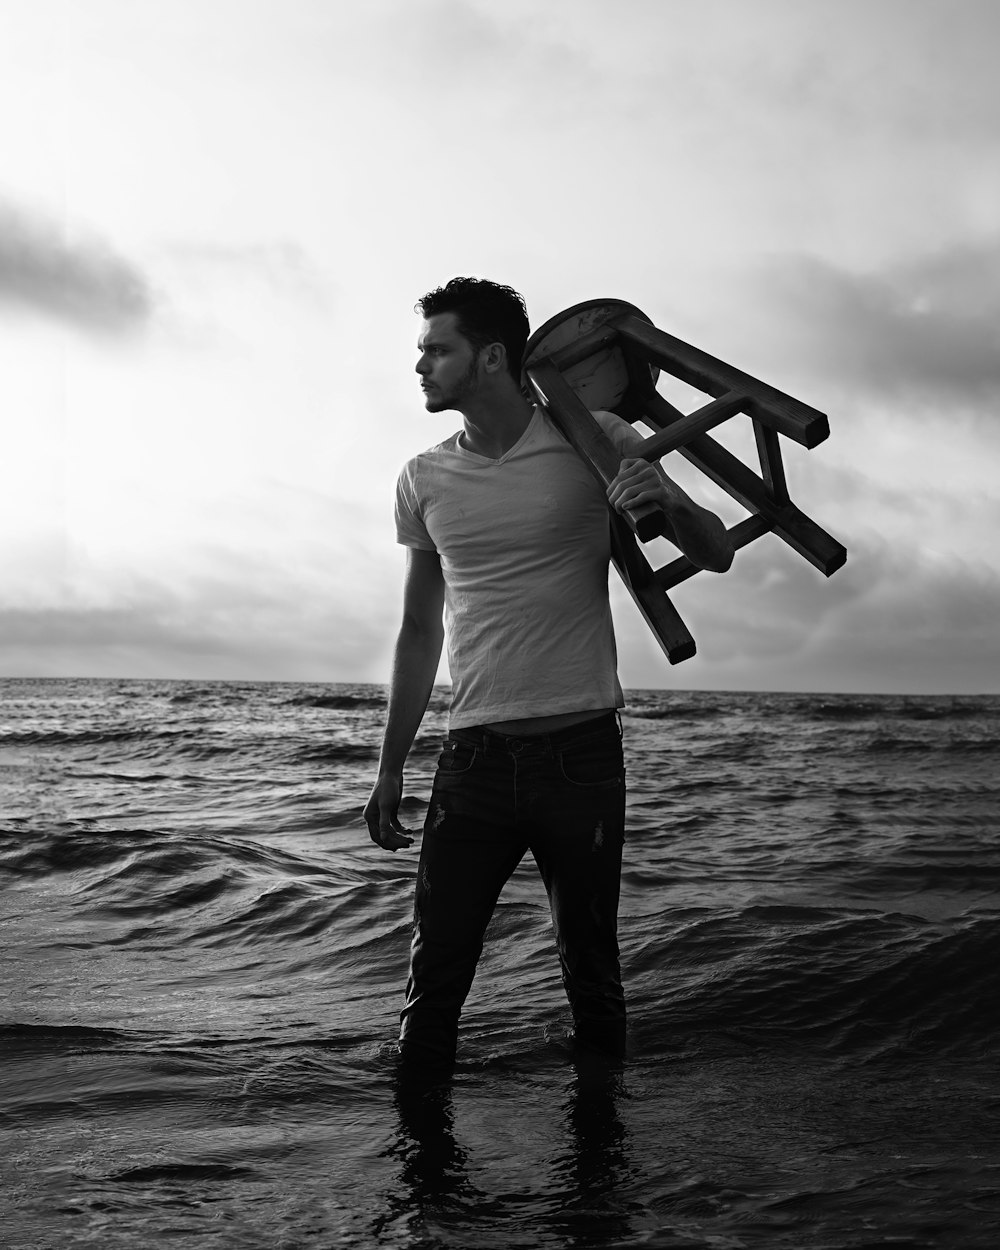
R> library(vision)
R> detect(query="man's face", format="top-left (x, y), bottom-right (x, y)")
top-left (415, 312), bottom-right (483, 413)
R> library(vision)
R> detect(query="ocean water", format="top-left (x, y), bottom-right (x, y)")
top-left (2, 677), bottom-right (999, 1249)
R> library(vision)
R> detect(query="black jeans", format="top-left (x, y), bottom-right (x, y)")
top-left (399, 712), bottom-right (626, 1071)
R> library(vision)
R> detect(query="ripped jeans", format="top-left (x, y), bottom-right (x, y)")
top-left (399, 712), bottom-right (627, 1071)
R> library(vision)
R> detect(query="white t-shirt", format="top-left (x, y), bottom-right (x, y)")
top-left (394, 407), bottom-right (640, 729)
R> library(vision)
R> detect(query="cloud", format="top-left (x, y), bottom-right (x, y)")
top-left (162, 240), bottom-right (329, 300)
top-left (669, 528), bottom-right (1000, 693)
top-left (0, 490), bottom-right (405, 682)
top-left (0, 558), bottom-right (399, 682)
top-left (149, 238), bottom-right (333, 351)
top-left (697, 0), bottom-right (1000, 143)
top-left (0, 603), bottom-right (316, 680)
top-left (0, 199), bottom-right (153, 333)
top-left (330, 0), bottom-right (593, 120)
top-left (751, 242), bottom-right (1000, 405)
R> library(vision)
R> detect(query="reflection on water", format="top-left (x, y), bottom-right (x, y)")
top-left (553, 1060), bottom-right (633, 1246)
top-left (388, 1078), bottom-right (472, 1215)
top-left (383, 1056), bottom-right (636, 1248)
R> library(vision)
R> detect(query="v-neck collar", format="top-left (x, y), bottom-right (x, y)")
top-left (456, 407), bottom-right (540, 465)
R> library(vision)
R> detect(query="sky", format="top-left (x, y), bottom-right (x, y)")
top-left (1, 0), bottom-right (998, 694)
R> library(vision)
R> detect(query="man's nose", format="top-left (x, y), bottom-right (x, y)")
top-left (415, 355), bottom-right (429, 375)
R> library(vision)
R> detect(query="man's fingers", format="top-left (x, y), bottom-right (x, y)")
top-left (611, 457), bottom-right (645, 482)
top-left (363, 776), bottom-right (413, 851)
top-left (370, 824), bottom-right (414, 852)
top-left (609, 483), bottom-right (657, 511)
top-left (378, 827), bottom-right (414, 852)
top-left (608, 461), bottom-right (648, 494)
top-left (608, 459), bottom-right (660, 513)
top-left (365, 810), bottom-right (413, 851)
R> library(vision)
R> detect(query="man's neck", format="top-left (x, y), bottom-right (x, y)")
top-left (459, 392), bottom-right (535, 460)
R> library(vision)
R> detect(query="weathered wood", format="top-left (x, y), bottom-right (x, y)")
top-left (753, 418), bottom-right (790, 505)
top-left (546, 322), bottom-right (621, 373)
top-left (525, 360), bottom-right (665, 543)
top-left (656, 515), bottom-right (772, 590)
top-left (609, 515), bottom-right (696, 664)
top-left (522, 300), bottom-right (658, 414)
top-left (520, 296), bottom-right (846, 666)
top-left (639, 391), bottom-right (847, 576)
top-left (636, 390), bottom-right (747, 461)
top-left (616, 314), bottom-right (830, 449)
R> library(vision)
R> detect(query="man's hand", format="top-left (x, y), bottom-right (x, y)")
top-left (363, 774), bottom-right (415, 852)
top-left (607, 455), bottom-right (734, 571)
top-left (606, 457), bottom-right (667, 515)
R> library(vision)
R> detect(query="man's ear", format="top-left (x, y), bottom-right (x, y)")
top-left (483, 342), bottom-right (507, 375)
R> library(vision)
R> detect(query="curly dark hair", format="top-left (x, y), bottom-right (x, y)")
top-left (416, 277), bottom-right (529, 379)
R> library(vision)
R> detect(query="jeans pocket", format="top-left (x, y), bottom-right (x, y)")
top-left (436, 739), bottom-right (479, 775)
top-left (556, 736), bottom-right (624, 788)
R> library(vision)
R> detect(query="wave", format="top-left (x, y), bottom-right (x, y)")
top-left (104, 1162), bottom-right (257, 1183)
top-left (624, 704), bottom-right (726, 721)
top-left (945, 737), bottom-right (1000, 753)
top-left (1, 728), bottom-right (141, 748)
top-left (0, 1023), bottom-right (148, 1053)
top-left (864, 735), bottom-right (942, 754)
top-left (627, 904), bottom-right (1000, 1061)
top-left (863, 733), bottom-right (1000, 756)
top-left (0, 726), bottom-right (238, 762)
top-left (297, 733), bottom-right (445, 765)
top-left (804, 696), bottom-right (991, 722)
top-left (295, 742), bottom-right (381, 764)
top-left (286, 693), bottom-right (386, 711)
top-left (0, 824), bottom-right (339, 887)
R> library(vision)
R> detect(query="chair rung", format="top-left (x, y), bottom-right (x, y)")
top-left (654, 515), bottom-right (773, 589)
top-left (638, 391), bottom-right (747, 460)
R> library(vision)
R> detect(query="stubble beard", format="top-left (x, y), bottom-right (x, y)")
top-left (423, 356), bottom-right (481, 414)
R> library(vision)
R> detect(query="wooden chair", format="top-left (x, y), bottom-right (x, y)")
top-left (521, 299), bottom-right (847, 663)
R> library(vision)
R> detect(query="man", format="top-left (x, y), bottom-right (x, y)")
top-left (364, 277), bottom-right (732, 1073)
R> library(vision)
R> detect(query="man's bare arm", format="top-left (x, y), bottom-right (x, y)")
top-left (607, 457), bottom-right (734, 573)
top-left (363, 547), bottom-right (445, 852)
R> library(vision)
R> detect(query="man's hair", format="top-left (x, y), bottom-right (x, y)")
top-left (416, 277), bottom-right (529, 379)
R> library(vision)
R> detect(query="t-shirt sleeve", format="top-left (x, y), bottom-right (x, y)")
top-left (592, 409), bottom-right (646, 458)
top-left (394, 461), bottom-right (437, 551)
